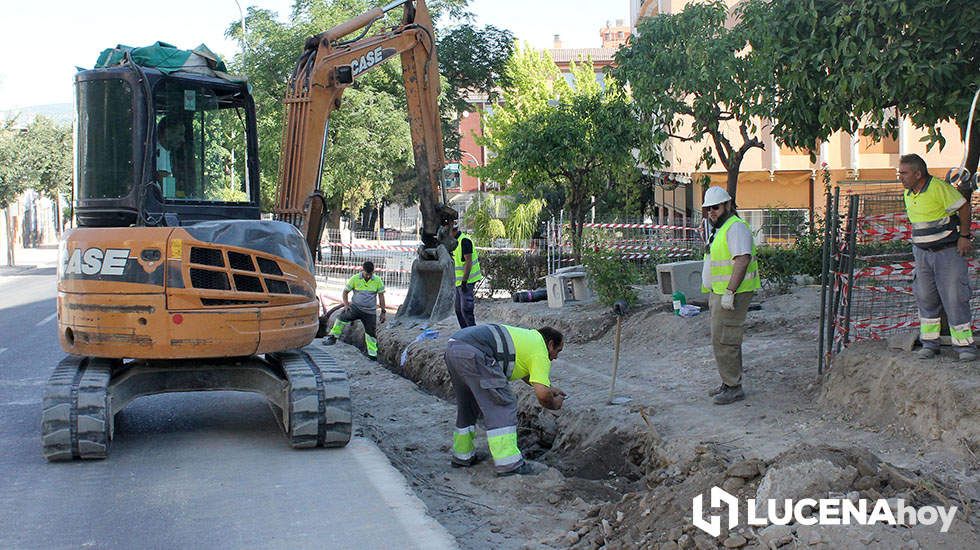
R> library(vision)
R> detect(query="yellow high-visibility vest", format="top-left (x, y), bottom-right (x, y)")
top-left (452, 233), bottom-right (482, 286)
top-left (701, 215), bottom-right (761, 295)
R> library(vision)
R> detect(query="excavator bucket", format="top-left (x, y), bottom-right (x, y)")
top-left (397, 244), bottom-right (457, 323)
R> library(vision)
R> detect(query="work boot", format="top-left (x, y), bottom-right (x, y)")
top-left (915, 347), bottom-right (938, 360)
top-left (367, 355), bottom-right (377, 362)
top-left (451, 451), bottom-right (489, 468)
top-left (708, 383), bottom-right (726, 397)
top-left (712, 384), bottom-right (745, 405)
top-left (323, 335), bottom-right (337, 346)
top-left (959, 350), bottom-right (977, 362)
top-left (496, 460), bottom-right (547, 477)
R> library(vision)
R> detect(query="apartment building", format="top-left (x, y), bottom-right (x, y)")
top-left (631, 0), bottom-right (969, 242)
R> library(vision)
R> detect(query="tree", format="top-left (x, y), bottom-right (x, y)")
top-left (18, 116), bottom-right (72, 235)
top-left (462, 195), bottom-right (544, 246)
top-left (224, 1), bottom-right (498, 225)
top-left (0, 121), bottom-right (26, 266)
top-left (225, 2), bottom-right (431, 218)
top-left (615, 0), bottom-right (773, 201)
top-left (739, 0), bottom-right (980, 178)
top-left (321, 87), bottom-right (413, 219)
top-left (437, 23), bottom-right (515, 159)
top-left (477, 46), bottom-right (646, 261)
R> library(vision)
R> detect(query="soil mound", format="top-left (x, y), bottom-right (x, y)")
top-left (821, 342), bottom-right (980, 458)
top-left (573, 443), bottom-right (978, 549)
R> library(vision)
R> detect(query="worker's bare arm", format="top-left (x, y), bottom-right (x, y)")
top-left (532, 382), bottom-right (565, 410)
top-left (728, 254), bottom-right (751, 291)
top-left (957, 201), bottom-right (972, 256)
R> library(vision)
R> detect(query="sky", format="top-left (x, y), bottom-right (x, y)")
top-left (0, 0), bottom-right (628, 111)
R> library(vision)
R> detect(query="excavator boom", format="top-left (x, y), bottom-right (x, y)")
top-left (273, 0), bottom-right (454, 251)
top-left (273, 0), bottom-right (459, 322)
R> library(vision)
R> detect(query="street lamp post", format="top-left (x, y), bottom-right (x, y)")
top-left (459, 150), bottom-right (483, 193)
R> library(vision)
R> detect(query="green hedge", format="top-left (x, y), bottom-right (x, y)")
top-left (479, 252), bottom-right (549, 296)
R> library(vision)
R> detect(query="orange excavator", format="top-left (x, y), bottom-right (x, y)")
top-left (43, 0), bottom-right (455, 460)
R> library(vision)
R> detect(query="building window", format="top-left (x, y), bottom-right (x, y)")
top-left (739, 209), bottom-right (809, 246)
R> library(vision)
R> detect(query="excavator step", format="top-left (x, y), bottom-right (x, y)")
top-left (272, 345), bottom-right (352, 449)
top-left (42, 356), bottom-right (114, 461)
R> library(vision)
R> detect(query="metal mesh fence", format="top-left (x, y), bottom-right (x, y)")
top-left (545, 216), bottom-right (705, 276)
top-left (820, 188), bottom-right (980, 372)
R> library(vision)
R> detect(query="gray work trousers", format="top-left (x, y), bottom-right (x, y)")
top-left (709, 291), bottom-right (754, 387)
top-left (444, 340), bottom-right (523, 473)
top-left (912, 245), bottom-right (976, 352)
top-left (454, 284), bottom-right (476, 328)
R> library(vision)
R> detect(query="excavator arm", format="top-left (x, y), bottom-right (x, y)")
top-left (273, 0), bottom-right (456, 256)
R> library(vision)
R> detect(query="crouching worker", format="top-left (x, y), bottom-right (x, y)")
top-left (324, 261), bottom-right (386, 361)
top-left (444, 324), bottom-right (566, 476)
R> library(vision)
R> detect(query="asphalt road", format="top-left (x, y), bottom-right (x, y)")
top-left (0, 256), bottom-right (456, 550)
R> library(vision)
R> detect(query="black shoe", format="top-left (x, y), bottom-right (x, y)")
top-left (713, 384), bottom-right (745, 405)
top-left (451, 451), bottom-right (488, 468)
top-left (708, 384), bottom-right (726, 397)
top-left (496, 460), bottom-right (546, 477)
top-left (367, 355), bottom-right (377, 362)
top-left (323, 335), bottom-right (337, 346)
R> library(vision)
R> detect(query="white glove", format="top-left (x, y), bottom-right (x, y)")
top-left (721, 289), bottom-right (735, 311)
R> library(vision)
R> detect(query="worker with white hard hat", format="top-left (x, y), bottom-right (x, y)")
top-left (700, 186), bottom-right (760, 405)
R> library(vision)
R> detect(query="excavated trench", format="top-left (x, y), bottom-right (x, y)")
top-left (325, 291), bottom-right (980, 549)
top-left (329, 309), bottom-right (665, 498)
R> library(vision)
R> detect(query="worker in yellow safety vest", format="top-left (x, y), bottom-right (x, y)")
top-left (324, 261), bottom-right (386, 360)
top-left (898, 154), bottom-right (976, 362)
top-left (700, 186), bottom-right (761, 405)
top-left (450, 225), bottom-right (482, 328)
top-left (444, 324), bottom-right (566, 476)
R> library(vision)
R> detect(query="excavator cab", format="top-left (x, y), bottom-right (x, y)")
top-left (45, 50), bottom-right (352, 462)
top-left (74, 63), bottom-right (261, 228)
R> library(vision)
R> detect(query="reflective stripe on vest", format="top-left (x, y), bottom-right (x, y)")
top-left (488, 323), bottom-right (516, 378)
top-left (904, 177), bottom-right (964, 250)
top-left (910, 215), bottom-right (959, 249)
top-left (452, 233), bottom-right (482, 286)
top-left (702, 215), bottom-right (761, 295)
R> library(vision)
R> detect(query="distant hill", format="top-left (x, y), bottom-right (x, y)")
top-left (1, 103), bottom-right (73, 128)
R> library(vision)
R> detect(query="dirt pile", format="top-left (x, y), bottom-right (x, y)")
top-left (325, 284), bottom-right (977, 549)
top-left (821, 342), bottom-right (980, 458)
top-left (573, 444), bottom-right (978, 549)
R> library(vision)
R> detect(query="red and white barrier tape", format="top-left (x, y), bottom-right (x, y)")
top-left (582, 222), bottom-right (700, 232)
top-left (859, 221), bottom-right (980, 239)
top-left (853, 262), bottom-right (916, 278)
top-left (325, 242), bottom-right (418, 253)
top-left (318, 264), bottom-right (413, 274)
top-left (858, 285), bottom-right (914, 294)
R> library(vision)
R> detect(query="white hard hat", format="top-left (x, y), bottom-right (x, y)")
top-left (700, 186), bottom-right (732, 208)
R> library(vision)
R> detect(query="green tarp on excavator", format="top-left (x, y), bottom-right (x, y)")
top-left (94, 42), bottom-right (243, 82)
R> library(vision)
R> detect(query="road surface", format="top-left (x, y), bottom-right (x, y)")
top-left (0, 248), bottom-right (456, 549)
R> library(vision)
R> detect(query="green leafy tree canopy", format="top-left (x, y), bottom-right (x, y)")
top-left (615, 0), bottom-right (773, 200)
top-left (477, 44), bottom-right (646, 261)
top-left (739, 0), bottom-right (980, 174)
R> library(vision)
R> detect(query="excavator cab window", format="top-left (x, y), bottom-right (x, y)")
top-left (153, 80), bottom-right (252, 204)
top-left (76, 78), bottom-right (136, 201)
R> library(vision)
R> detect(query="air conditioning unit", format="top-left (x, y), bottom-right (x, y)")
top-left (656, 260), bottom-right (708, 304)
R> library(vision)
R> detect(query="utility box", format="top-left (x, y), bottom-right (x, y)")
top-left (546, 267), bottom-right (592, 309)
top-left (656, 260), bottom-right (708, 304)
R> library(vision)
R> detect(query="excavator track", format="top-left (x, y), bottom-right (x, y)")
top-left (271, 345), bottom-right (352, 449)
top-left (41, 346), bottom-right (351, 461)
top-left (42, 356), bottom-right (115, 461)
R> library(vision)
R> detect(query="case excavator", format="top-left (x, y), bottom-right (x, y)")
top-left (43, 0), bottom-right (456, 461)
